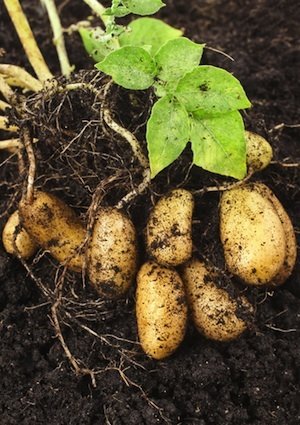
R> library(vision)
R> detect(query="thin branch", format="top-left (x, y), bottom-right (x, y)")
top-left (41, 0), bottom-right (73, 78)
top-left (0, 64), bottom-right (42, 91)
top-left (3, 0), bottom-right (53, 82)
top-left (82, 0), bottom-right (111, 27)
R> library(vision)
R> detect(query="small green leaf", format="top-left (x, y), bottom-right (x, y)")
top-left (119, 18), bottom-right (182, 56)
top-left (190, 110), bottom-right (247, 179)
top-left (175, 65), bottom-right (251, 114)
top-left (147, 96), bottom-right (190, 177)
top-left (96, 46), bottom-right (157, 90)
top-left (122, 0), bottom-right (165, 15)
top-left (154, 38), bottom-right (204, 95)
top-left (79, 27), bottom-right (119, 62)
top-left (105, 6), bottom-right (130, 17)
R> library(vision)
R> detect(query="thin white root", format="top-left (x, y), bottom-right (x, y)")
top-left (41, 0), bottom-right (73, 78)
top-left (270, 160), bottom-right (300, 168)
top-left (3, 0), bottom-right (53, 83)
top-left (0, 116), bottom-right (19, 132)
top-left (116, 168), bottom-right (151, 209)
top-left (0, 74), bottom-right (15, 103)
top-left (82, 0), bottom-right (111, 27)
top-left (0, 64), bottom-right (43, 91)
top-left (21, 127), bottom-right (36, 203)
top-left (102, 107), bottom-right (150, 170)
top-left (192, 171), bottom-right (254, 196)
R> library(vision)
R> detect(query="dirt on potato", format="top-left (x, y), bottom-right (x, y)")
top-left (0, 1), bottom-right (300, 424)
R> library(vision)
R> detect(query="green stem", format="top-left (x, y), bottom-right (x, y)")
top-left (41, 0), bottom-right (73, 78)
top-left (82, 0), bottom-right (111, 27)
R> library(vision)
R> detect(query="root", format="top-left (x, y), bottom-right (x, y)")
top-left (20, 126), bottom-right (36, 203)
top-left (116, 168), bottom-right (151, 209)
top-left (271, 159), bottom-right (300, 168)
top-left (192, 171), bottom-right (254, 196)
top-left (102, 81), bottom-right (150, 170)
top-left (51, 269), bottom-right (97, 387)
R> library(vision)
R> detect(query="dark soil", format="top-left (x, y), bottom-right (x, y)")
top-left (1, 0), bottom-right (300, 424)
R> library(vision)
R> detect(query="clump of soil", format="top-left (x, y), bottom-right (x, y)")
top-left (0, 1), bottom-right (299, 424)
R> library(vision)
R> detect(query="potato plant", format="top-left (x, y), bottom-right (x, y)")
top-left (0, 0), bottom-right (297, 371)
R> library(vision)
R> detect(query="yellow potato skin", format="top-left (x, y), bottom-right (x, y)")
top-left (182, 259), bottom-right (251, 341)
top-left (254, 183), bottom-right (297, 285)
top-left (220, 185), bottom-right (286, 285)
top-left (19, 191), bottom-right (85, 272)
top-left (87, 207), bottom-right (137, 298)
top-left (245, 131), bottom-right (273, 172)
top-left (2, 210), bottom-right (38, 259)
top-left (146, 189), bottom-right (194, 267)
top-left (136, 261), bottom-right (188, 360)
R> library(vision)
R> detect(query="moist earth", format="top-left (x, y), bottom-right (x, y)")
top-left (0, 1), bottom-right (300, 424)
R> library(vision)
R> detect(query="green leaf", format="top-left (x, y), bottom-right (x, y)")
top-left (122, 0), bottom-right (165, 15)
top-left (147, 96), bottom-right (190, 177)
top-left (154, 38), bottom-right (204, 95)
top-left (119, 18), bottom-right (182, 56)
top-left (105, 6), bottom-right (131, 17)
top-left (96, 46), bottom-right (157, 90)
top-left (79, 27), bottom-right (119, 62)
top-left (190, 110), bottom-right (247, 179)
top-left (175, 65), bottom-right (251, 114)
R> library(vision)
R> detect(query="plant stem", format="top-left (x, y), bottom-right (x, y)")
top-left (0, 100), bottom-right (11, 111)
top-left (82, 0), bottom-right (111, 27)
top-left (0, 64), bottom-right (43, 91)
top-left (0, 75), bottom-right (15, 103)
top-left (0, 116), bottom-right (19, 132)
top-left (0, 138), bottom-right (22, 150)
top-left (3, 0), bottom-right (53, 83)
top-left (41, 0), bottom-right (73, 78)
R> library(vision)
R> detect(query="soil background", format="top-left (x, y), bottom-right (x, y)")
top-left (0, 0), bottom-right (300, 424)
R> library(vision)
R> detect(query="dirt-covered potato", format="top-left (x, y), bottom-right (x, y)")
top-left (220, 185), bottom-right (286, 285)
top-left (146, 189), bottom-right (194, 267)
top-left (254, 183), bottom-right (297, 285)
top-left (245, 131), bottom-right (273, 172)
top-left (2, 210), bottom-right (38, 259)
top-left (87, 207), bottom-right (137, 298)
top-left (181, 259), bottom-right (252, 341)
top-left (19, 191), bottom-right (85, 271)
top-left (136, 261), bottom-right (188, 360)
